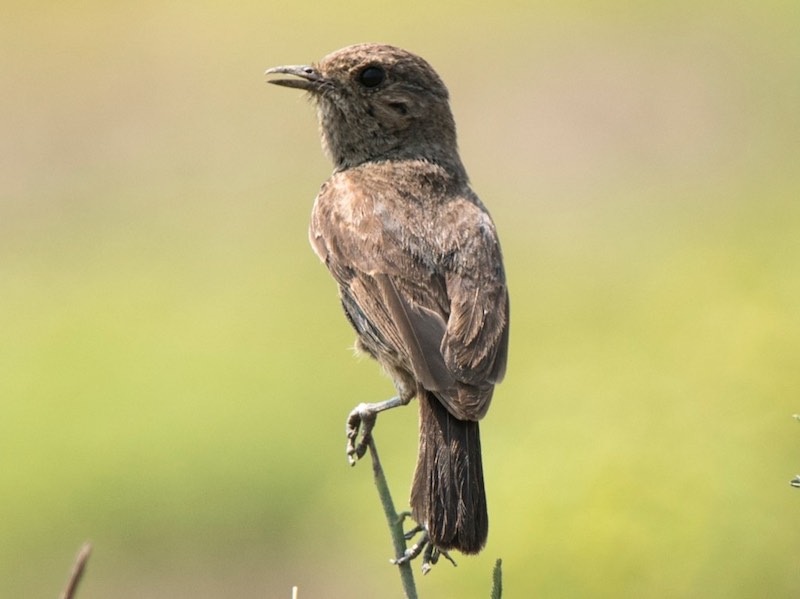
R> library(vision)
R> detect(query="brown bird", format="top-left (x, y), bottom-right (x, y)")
top-left (266, 43), bottom-right (509, 567)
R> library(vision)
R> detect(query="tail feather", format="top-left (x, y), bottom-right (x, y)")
top-left (410, 390), bottom-right (488, 553)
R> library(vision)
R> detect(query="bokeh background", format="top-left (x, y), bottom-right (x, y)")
top-left (2, 1), bottom-right (798, 597)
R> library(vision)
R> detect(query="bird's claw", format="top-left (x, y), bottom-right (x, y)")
top-left (346, 403), bottom-right (377, 465)
top-left (391, 534), bottom-right (426, 567)
top-left (390, 529), bottom-right (457, 574)
top-left (420, 543), bottom-right (457, 574)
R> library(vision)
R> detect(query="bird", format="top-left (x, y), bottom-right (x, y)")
top-left (266, 43), bottom-right (509, 569)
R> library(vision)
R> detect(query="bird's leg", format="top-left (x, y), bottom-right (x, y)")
top-left (403, 524), bottom-right (425, 541)
top-left (346, 394), bottom-right (411, 465)
top-left (391, 527), bottom-right (457, 573)
top-left (391, 529), bottom-right (428, 567)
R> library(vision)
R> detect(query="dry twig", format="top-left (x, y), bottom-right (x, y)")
top-left (59, 542), bottom-right (92, 599)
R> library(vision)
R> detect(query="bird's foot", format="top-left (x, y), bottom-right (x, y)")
top-left (345, 396), bottom-right (408, 466)
top-left (346, 402), bottom-right (378, 465)
top-left (391, 528), bottom-right (457, 574)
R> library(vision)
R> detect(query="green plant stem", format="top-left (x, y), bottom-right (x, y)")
top-left (491, 558), bottom-right (502, 599)
top-left (367, 437), bottom-right (418, 599)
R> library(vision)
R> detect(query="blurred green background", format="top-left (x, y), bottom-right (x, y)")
top-left (2, 1), bottom-right (799, 597)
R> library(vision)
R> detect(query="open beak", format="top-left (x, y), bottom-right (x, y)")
top-left (265, 65), bottom-right (324, 91)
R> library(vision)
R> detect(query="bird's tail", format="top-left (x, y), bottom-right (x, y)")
top-left (410, 389), bottom-right (488, 554)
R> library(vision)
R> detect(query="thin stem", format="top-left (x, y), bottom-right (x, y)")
top-left (491, 558), bottom-right (503, 599)
top-left (367, 437), bottom-right (418, 599)
top-left (59, 542), bottom-right (92, 599)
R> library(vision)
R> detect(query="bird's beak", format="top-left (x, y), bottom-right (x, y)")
top-left (265, 65), bottom-right (324, 91)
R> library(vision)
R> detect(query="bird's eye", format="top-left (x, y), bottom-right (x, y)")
top-left (358, 66), bottom-right (385, 88)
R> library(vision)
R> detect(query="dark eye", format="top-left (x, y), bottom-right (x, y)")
top-left (358, 66), bottom-right (385, 88)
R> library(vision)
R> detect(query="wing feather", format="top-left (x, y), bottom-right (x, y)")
top-left (309, 164), bottom-right (509, 420)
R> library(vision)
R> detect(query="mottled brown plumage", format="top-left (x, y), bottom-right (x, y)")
top-left (267, 43), bottom-right (509, 560)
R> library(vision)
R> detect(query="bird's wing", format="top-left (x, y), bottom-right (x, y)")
top-left (442, 243), bottom-right (509, 386)
top-left (310, 171), bottom-right (508, 417)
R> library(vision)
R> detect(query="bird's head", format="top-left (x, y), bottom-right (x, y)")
top-left (266, 43), bottom-right (463, 174)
